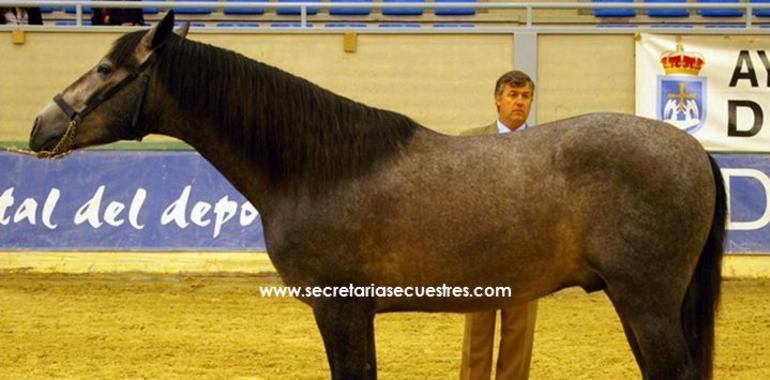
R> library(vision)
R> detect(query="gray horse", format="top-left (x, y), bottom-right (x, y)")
top-left (28, 12), bottom-right (725, 380)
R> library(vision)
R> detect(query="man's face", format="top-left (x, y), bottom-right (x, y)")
top-left (495, 82), bottom-right (533, 130)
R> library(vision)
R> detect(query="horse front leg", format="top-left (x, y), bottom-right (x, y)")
top-left (313, 297), bottom-right (377, 380)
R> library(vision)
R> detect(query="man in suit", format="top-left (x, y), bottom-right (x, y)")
top-left (459, 70), bottom-right (538, 380)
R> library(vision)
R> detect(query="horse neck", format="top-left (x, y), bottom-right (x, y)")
top-left (148, 86), bottom-right (271, 211)
top-left (149, 45), bottom-right (423, 203)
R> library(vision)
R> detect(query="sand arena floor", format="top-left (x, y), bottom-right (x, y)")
top-left (1, 273), bottom-right (768, 379)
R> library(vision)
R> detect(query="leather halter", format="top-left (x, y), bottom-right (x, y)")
top-left (53, 53), bottom-right (158, 142)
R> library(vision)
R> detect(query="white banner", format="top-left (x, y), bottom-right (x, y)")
top-left (636, 34), bottom-right (770, 152)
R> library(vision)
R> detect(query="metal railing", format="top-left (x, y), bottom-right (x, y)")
top-left (2, 0), bottom-right (770, 32)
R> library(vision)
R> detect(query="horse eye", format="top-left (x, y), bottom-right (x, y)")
top-left (97, 64), bottom-right (113, 75)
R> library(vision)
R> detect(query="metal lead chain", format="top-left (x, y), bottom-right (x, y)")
top-left (1, 119), bottom-right (79, 159)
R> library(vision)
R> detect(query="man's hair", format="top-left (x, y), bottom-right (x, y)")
top-left (494, 70), bottom-right (535, 96)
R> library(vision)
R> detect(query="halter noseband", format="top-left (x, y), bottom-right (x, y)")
top-left (47, 53), bottom-right (158, 157)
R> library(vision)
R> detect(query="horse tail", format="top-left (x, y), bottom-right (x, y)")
top-left (682, 153), bottom-right (726, 380)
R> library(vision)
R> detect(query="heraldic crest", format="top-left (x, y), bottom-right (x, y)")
top-left (657, 37), bottom-right (707, 134)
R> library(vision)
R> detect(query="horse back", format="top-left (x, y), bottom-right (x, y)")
top-left (262, 113), bottom-right (715, 312)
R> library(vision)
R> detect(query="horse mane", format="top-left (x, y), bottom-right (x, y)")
top-left (108, 31), bottom-right (421, 193)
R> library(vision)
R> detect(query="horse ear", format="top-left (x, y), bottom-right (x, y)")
top-left (142, 11), bottom-right (175, 51)
top-left (174, 22), bottom-right (190, 39)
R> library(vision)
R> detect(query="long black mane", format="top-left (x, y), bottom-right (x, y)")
top-left (109, 31), bottom-right (421, 192)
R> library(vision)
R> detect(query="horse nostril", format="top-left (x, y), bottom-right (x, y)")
top-left (31, 117), bottom-right (41, 139)
top-left (29, 117), bottom-right (43, 151)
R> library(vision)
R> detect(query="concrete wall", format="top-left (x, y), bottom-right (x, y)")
top-left (1, 31), bottom-right (516, 139)
top-left (537, 34), bottom-right (635, 123)
top-left (1, 31), bottom-right (640, 140)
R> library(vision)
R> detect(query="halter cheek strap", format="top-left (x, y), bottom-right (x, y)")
top-left (131, 73), bottom-right (152, 133)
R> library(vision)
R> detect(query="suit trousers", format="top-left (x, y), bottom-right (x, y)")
top-left (460, 300), bottom-right (538, 380)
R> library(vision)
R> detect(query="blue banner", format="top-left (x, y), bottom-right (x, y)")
top-left (1, 151), bottom-right (770, 254)
top-left (0, 151), bottom-right (265, 251)
top-left (716, 154), bottom-right (770, 254)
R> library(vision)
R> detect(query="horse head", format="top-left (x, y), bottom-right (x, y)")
top-left (28, 12), bottom-right (187, 156)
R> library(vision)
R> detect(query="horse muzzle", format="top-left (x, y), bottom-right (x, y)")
top-left (29, 104), bottom-right (70, 152)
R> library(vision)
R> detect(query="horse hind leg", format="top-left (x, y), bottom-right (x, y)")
top-left (366, 315), bottom-right (377, 380)
top-left (588, 227), bottom-right (697, 378)
top-left (619, 319), bottom-right (649, 380)
top-left (604, 280), bottom-right (697, 380)
top-left (313, 297), bottom-right (377, 380)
